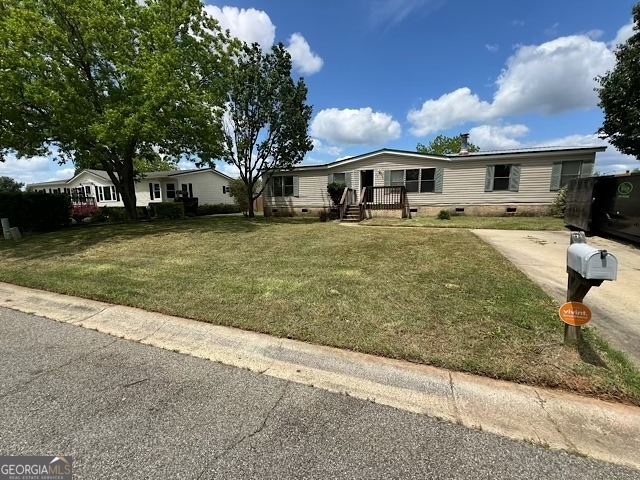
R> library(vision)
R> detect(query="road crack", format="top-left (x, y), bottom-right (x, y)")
top-left (0, 338), bottom-right (120, 401)
top-left (196, 383), bottom-right (290, 479)
top-left (448, 372), bottom-right (461, 423)
top-left (533, 388), bottom-right (577, 451)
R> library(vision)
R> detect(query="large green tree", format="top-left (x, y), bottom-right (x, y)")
top-left (0, 176), bottom-right (24, 193)
top-left (417, 135), bottom-right (480, 155)
top-left (0, 0), bottom-right (235, 218)
top-left (73, 149), bottom-right (178, 175)
top-left (216, 42), bottom-right (313, 218)
top-left (597, 3), bottom-right (640, 160)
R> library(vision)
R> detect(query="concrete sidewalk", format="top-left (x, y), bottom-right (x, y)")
top-left (2, 281), bottom-right (640, 470)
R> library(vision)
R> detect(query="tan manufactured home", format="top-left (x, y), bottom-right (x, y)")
top-left (264, 145), bottom-right (606, 219)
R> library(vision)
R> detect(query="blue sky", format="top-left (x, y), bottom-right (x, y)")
top-left (3, 0), bottom-right (638, 184)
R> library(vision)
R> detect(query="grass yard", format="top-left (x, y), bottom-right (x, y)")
top-left (361, 216), bottom-right (567, 230)
top-left (1, 216), bottom-right (638, 404)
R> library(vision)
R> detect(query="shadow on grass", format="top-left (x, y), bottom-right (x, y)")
top-left (578, 338), bottom-right (609, 369)
top-left (0, 215), bottom-right (319, 261)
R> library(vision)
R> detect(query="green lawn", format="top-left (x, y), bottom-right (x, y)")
top-left (361, 216), bottom-right (567, 230)
top-left (1, 216), bottom-right (638, 404)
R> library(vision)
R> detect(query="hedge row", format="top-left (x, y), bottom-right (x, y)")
top-left (196, 203), bottom-right (241, 216)
top-left (0, 192), bottom-right (71, 232)
top-left (151, 202), bottom-right (185, 219)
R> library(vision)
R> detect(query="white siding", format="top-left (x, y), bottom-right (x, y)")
top-left (30, 169), bottom-right (234, 207)
top-left (265, 152), bottom-right (598, 208)
top-left (172, 171), bottom-right (234, 205)
top-left (265, 170), bottom-right (332, 208)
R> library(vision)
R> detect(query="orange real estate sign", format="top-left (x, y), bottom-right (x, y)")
top-left (558, 302), bottom-right (592, 326)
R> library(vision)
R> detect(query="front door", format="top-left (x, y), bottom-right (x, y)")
top-left (360, 170), bottom-right (374, 203)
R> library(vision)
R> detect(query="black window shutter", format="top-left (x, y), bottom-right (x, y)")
top-left (188, 183), bottom-right (193, 198)
top-left (149, 183), bottom-right (153, 199)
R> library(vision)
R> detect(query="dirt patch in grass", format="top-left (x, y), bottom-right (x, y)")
top-left (1, 216), bottom-right (638, 404)
top-left (361, 216), bottom-right (567, 230)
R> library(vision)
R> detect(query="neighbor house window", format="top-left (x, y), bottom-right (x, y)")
top-left (420, 169), bottom-right (436, 193)
top-left (102, 186), bottom-right (112, 201)
top-left (166, 184), bottom-right (176, 199)
top-left (180, 183), bottom-right (193, 198)
top-left (149, 183), bottom-right (162, 200)
top-left (493, 165), bottom-right (512, 191)
top-left (405, 169), bottom-right (419, 193)
top-left (272, 176), bottom-right (294, 196)
top-left (560, 161), bottom-right (582, 187)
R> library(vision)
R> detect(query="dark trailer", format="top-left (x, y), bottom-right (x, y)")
top-left (565, 173), bottom-right (640, 243)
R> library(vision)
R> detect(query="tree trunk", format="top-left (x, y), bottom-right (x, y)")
top-left (247, 191), bottom-right (255, 218)
top-left (120, 156), bottom-right (138, 220)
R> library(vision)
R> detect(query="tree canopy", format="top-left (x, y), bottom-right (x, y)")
top-left (0, 0), bottom-right (236, 218)
top-left (215, 42), bottom-right (313, 217)
top-left (597, 3), bottom-right (640, 160)
top-left (0, 176), bottom-right (24, 193)
top-left (417, 135), bottom-right (480, 156)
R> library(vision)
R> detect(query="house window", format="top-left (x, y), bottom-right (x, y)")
top-left (560, 161), bottom-right (582, 187)
top-left (420, 169), bottom-right (435, 193)
top-left (222, 185), bottom-right (228, 194)
top-left (166, 184), bottom-right (176, 199)
top-left (85, 186), bottom-right (91, 196)
top-left (390, 170), bottom-right (404, 187)
top-left (493, 165), bottom-right (512, 191)
top-left (103, 186), bottom-right (112, 201)
top-left (333, 173), bottom-right (346, 184)
top-left (272, 176), bottom-right (294, 197)
top-left (150, 183), bottom-right (161, 200)
top-left (405, 169), bottom-right (419, 193)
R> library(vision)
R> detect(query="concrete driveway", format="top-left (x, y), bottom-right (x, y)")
top-left (473, 229), bottom-right (640, 366)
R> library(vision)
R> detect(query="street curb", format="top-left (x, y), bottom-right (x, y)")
top-left (2, 281), bottom-right (639, 469)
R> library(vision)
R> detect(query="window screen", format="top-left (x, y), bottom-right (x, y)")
top-left (493, 165), bottom-right (511, 191)
top-left (420, 169), bottom-right (435, 193)
top-left (405, 169), bottom-right (419, 193)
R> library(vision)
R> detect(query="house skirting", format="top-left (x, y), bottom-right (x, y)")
top-left (407, 204), bottom-right (552, 217)
top-left (265, 204), bottom-right (552, 218)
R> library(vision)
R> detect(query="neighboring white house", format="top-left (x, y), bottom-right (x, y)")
top-left (28, 168), bottom-right (235, 207)
top-left (263, 145), bottom-right (607, 218)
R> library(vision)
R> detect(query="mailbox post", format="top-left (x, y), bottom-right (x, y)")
top-left (564, 232), bottom-right (618, 343)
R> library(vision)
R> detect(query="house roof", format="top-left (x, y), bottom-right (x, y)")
top-left (292, 146), bottom-right (608, 171)
top-left (28, 167), bottom-right (232, 187)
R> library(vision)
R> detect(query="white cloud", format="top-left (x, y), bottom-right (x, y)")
top-left (370, 0), bottom-right (445, 26)
top-left (215, 161), bottom-right (241, 179)
top-left (486, 44), bottom-right (499, 52)
top-left (467, 124), bottom-right (637, 174)
top-left (408, 34), bottom-right (616, 135)
top-left (544, 22), bottom-right (560, 37)
top-left (311, 108), bottom-right (402, 145)
top-left (204, 8), bottom-right (322, 75)
top-left (408, 88), bottom-right (493, 135)
top-left (204, 6), bottom-right (275, 50)
top-left (286, 33), bottom-right (323, 75)
top-left (512, 20), bottom-right (525, 27)
top-left (0, 155), bottom-right (75, 185)
top-left (311, 139), bottom-right (342, 156)
top-left (609, 19), bottom-right (634, 49)
top-left (468, 124), bottom-right (530, 150)
top-left (492, 35), bottom-right (614, 116)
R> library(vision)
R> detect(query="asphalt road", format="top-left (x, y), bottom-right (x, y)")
top-left (1, 307), bottom-right (638, 479)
